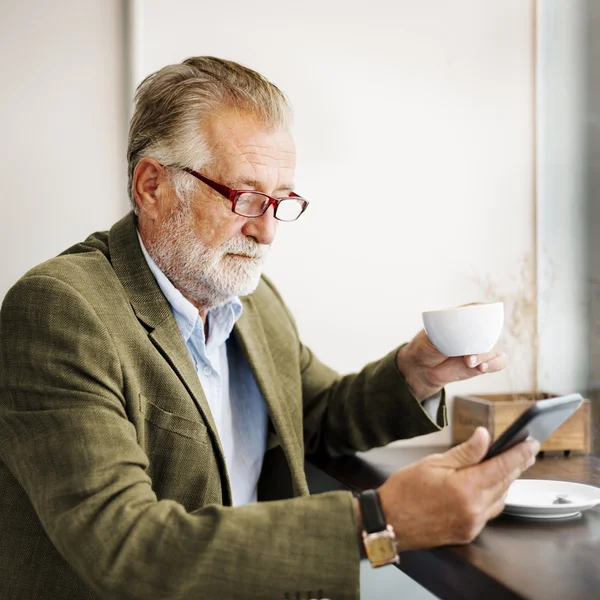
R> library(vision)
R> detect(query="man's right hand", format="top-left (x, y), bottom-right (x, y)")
top-left (376, 427), bottom-right (539, 551)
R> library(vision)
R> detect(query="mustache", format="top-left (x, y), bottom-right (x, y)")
top-left (223, 238), bottom-right (270, 259)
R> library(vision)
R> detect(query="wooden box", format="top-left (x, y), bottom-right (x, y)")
top-left (452, 392), bottom-right (591, 454)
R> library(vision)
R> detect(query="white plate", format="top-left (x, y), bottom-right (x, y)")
top-left (503, 479), bottom-right (600, 519)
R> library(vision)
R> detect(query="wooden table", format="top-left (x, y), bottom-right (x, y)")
top-left (309, 447), bottom-right (600, 600)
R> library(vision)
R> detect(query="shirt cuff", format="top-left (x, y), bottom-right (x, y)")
top-left (422, 392), bottom-right (442, 421)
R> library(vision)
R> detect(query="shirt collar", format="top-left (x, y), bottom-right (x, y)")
top-left (136, 230), bottom-right (243, 347)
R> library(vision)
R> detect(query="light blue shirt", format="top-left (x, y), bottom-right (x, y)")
top-left (138, 233), bottom-right (268, 506)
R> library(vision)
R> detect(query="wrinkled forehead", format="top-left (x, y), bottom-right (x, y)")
top-left (200, 110), bottom-right (296, 188)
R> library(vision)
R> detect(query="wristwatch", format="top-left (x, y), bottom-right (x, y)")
top-left (357, 489), bottom-right (400, 568)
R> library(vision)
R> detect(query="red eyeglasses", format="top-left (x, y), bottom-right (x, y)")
top-left (173, 166), bottom-right (309, 222)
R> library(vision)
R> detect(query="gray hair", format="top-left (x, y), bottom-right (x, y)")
top-left (127, 56), bottom-right (293, 212)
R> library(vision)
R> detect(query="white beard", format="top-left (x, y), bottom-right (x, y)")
top-left (145, 203), bottom-right (269, 309)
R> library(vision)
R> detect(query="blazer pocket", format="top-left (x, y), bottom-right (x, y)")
top-left (139, 394), bottom-right (208, 442)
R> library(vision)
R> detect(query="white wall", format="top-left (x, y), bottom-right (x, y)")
top-left (1, 1), bottom-right (541, 447)
top-left (536, 0), bottom-right (591, 395)
top-left (0, 1), bottom-right (128, 301)
top-left (141, 0), bottom-right (536, 445)
top-left (588, 0), bottom-right (600, 395)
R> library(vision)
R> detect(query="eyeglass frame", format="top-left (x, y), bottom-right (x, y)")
top-left (169, 165), bottom-right (309, 221)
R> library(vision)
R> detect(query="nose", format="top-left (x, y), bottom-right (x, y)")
top-left (241, 205), bottom-right (278, 246)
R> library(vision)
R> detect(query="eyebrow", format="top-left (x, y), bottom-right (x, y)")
top-left (229, 177), bottom-right (296, 192)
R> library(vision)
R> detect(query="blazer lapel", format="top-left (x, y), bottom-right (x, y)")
top-left (107, 213), bottom-right (231, 502)
top-left (235, 295), bottom-right (304, 482)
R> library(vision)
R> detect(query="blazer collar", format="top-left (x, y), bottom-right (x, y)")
top-left (235, 296), bottom-right (305, 490)
top-left (108, 212), bottom-right (173, 330)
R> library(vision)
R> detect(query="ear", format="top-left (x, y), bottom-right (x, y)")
top-left (133, 158), bottom-right (170, 221)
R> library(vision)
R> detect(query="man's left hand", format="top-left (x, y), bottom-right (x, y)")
top-left (396, 329), bottom-right (507, 401)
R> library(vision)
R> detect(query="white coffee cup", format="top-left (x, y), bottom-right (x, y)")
top-left (421, 302), bottom-right (504, 357)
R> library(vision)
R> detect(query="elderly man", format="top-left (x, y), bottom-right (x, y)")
top-left (0, 57), bottom-right (537, 600)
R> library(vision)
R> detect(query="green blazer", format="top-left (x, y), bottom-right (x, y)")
top-left (0, 213), bottom-right (445, 600)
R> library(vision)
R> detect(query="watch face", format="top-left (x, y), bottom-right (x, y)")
top-left (364, 530), bottom-right (398, 567)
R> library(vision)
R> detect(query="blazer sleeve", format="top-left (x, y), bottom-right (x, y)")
top-left (259, 277), bottom-right (447, 458)
top-left (0, 275), bottom-right (361, 600)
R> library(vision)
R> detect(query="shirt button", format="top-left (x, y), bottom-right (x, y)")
top-left (203, 366), bottom-right (213, 376)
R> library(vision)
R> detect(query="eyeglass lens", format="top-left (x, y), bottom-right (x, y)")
top-left (235, 193), bottom-right (305, 221)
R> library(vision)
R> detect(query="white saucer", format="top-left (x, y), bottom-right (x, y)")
top-left (503, 479), bottom-right (600, 519)
top-left (503, 507), bottom-right (583, 520)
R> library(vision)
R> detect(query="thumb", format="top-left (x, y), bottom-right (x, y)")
top-left (441, 427), bottom-right (490, 469)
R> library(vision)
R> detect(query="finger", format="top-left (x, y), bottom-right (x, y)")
top-left (439, 427), bottom-right (491, 469)
top-left (463, 345), bottom-right (501, 369)
top-left (479, 471), bottom-right (520, 518)
top-left (485, 492), bottom-right (508, 521)
top-left (476, 353), bottom-right (508, 374)
top-left (477, 439), bottom-right (539, 491)
top-left (424, 356), bottom-right (487, 387)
